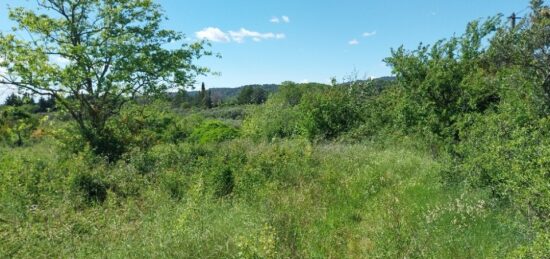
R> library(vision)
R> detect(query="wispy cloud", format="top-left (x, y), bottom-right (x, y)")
top-left (197, 27), bottom-right (285, 43)
top-left (348, 39), bottom-right (359, 45)
top-left (229, 28), bottom-right (285, 43)
top-left (363, 31), bottom-right (377, 37)
top-left (282, 16), bottom-right (290, 23)
top-left (195, 27), bottom-right (231, 42)
top-left (271, 15), bottom-right (290, 24)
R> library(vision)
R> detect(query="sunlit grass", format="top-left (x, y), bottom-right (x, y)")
top-left (0, 139), bottom-right (529, 258)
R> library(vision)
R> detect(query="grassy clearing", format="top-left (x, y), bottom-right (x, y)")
top-left (0, 139), bottom-right (527, 258)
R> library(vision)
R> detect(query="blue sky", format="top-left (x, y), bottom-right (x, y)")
top-left (0, 0), bottom-right (531, 90)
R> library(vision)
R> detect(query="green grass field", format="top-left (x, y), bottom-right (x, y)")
top-left (0, 137), bottom-right (529, 258)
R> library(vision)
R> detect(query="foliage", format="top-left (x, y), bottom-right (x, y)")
top-left (237, 85), bottom-right (268, 105)
top-left (1, 1), bottom-right (549, 257)
top-left (36, 96), bottom-right (56, 113)
top-left (0, 138), bottom-right (529, 257)
top-left (445, 3), bottom-right (550, 237)
top-left (0, 0), bottom-right (211, 160)
top-left (384, 17), bottom-right (502, 143)
top-left (299, 86), bottom-right (362, 139)
top-left (198, 82), bottom-right (213, 109)
top-left (0, 106), bottom-right (41, 146)
top-left (70, 171), bottom-right (109, 205)
top-left (242, 83), bottom-right (313, 140)
top-left (190, 119), bottom-right (239, 144)
top-left (4, 93), bottom-right (23, 106)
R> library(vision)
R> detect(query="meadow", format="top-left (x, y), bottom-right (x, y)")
top-left (1, 0), bottom-right (549, 257)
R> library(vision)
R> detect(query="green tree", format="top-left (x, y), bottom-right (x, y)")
top-left (237, 86), bottom-right (254, 104)
top-left (384, 17), bottom-right (502, 141)
top-left (0, 0), bottom-right (210, 160)
top-left (487, 1), bottom-right (550, 109)
top-left (251, 88), bottom-right (268, 104)
top-left (197, 82), bottom-right (212, 108)
top-left (205, 90), bottom-right (213, 108)
top-left (37, 96), bottom-right (56, 112)
top-left (198, 82), bottom-right (206, 106)
top-left (4, 93), bottom-right (23, 107)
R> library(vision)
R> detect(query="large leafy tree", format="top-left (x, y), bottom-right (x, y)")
top-left (0, 0), bottom-right (210, 159)
top-left (384, 17), bottom-right (502, 142)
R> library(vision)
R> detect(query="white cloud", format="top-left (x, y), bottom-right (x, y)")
top-left (348, 39), bottom-right (359, 45)
top-left (196, 27), bottom-right (285, 43)
top-left (363, 31), bottom-right (377, 37)
top-left (229, 28), bottom-right (285, 43)
top-left (300, 79), bottom-right (309, 83)
top-left (195, 27), bottom-right (230, 42)
top-left (271, 16), bottom-right (290, 24)
top-left (282, 16), bottom-right (290, 23)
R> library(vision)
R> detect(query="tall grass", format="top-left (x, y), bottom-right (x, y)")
top-left (0, 138), bottom-right (528, 258)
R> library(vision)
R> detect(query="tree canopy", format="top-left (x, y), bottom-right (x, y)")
top-left (0, 0), bottom-right (211, 159)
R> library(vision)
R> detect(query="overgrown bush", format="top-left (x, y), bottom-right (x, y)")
top-left (243, 82), bottom-right (362, 141)
top-left (70, 171), bottom-right (109, 205)
top-left (300, 87), bottom-right (362, 139)
top-left (190, 120), bottom-right (239, 144)
top-left (243, 103), bottom-right (308, 141)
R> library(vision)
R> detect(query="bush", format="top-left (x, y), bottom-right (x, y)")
top-left (299, 87), bottom-right (362, 139)
top-left (190, 120), bottom-right (239, 144)
top-left (211, 168), bottom-right (234, 198)
top-left (243, 82), bottom-right (337, 141)
top-left (456, 112), bottom-right (550, 224)
top-left (0, 106), bottom-right (41, 147)
top-left (70, 171), bottom-right (108, 205)
top-left (243, 104), bottom-right (309, 141)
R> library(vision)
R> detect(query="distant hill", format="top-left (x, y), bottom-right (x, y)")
top-left (174, 77), bottom-right (395, 103)
top-left (183, 84), bottom-right (279, 101)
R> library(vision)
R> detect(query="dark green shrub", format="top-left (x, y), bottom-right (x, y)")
top-left (212, 168), bottom-right (234, 198)
top-left (71, 172), bottom-right (108, 204)
top-left (160, 170), bottom-right (188, 200)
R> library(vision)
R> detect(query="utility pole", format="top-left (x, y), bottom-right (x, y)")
top-left (508, 12), bottom-right (521, 28)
